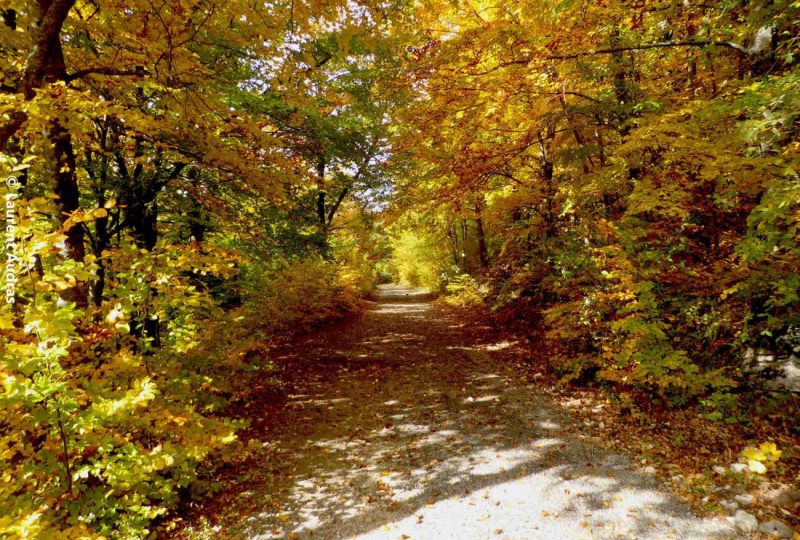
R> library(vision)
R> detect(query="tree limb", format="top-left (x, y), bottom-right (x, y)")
top-left (470, 39), bottom-right (751, 76)
top-left (326, 187), bottom-right (349, 228)
top-left (65, 65), bottom-right (148, 82)
top-left (1, 0), bottom-right (76, 152)
top-left (545, 39), bottom-right (750, 61)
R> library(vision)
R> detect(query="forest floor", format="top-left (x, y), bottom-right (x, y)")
top-left (179, 284), bottom-right (751, 539)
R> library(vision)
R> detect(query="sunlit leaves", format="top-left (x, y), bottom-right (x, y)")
top-left (741, 442), bottom-right (783, 474)
top-left (390, 0), bottom-right (800, 413)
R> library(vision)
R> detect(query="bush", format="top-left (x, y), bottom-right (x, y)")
top-left (0, 236), bottom-right (366, 538)
top-left (444, 274), bottom-right (487, 308)
top-left (240, 258), bottom-right (364, 334)
top-left (0, 237), bottom-right (241, 538)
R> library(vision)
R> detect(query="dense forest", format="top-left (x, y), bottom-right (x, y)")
top-left (0, 0), bottom-right (798, 538)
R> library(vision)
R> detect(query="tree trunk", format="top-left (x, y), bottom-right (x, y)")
top-left (609, 29), bottom-right (632, 106)
top-left (460, 219), bottom-right (469, 271)
top-left (474, 197), bottom-right (489, 268)
top-left (447, 225), bottom-right (459, 266)
top-left (187, 167), bottom-right (208, 243)
top-left (537, 131), bottom-right (557, 239)
top-left (86, 128), bottom-right (111, 307)
top-left (90, 206), bottom-right (109, 307)
top-left (51, 123), bottom-right (84, 265)
top-left (30, 0), bottom-right (87, 306)
top-left (316, 157), bottom-right (326, 228)
top-left (133, 201), bottom-right (158, 251)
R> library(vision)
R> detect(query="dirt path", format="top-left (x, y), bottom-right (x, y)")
top-left (202, 285), bottom-right (735, 540)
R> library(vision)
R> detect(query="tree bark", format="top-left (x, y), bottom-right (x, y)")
top-left (188, 168), bottom-right (208, 244)
top-left (474, 196), bottom-right (489, 268)
top-left (28, 0), bottom-right (86, 306)
top-left (316, 157), bottom-right (327, 228)
top-left (538, 131), bottom-right (557, 239)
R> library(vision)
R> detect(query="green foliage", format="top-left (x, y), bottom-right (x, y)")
top-left (0, 223), bottom-right (371, 539)
top-left (0, 235), bottom-right (240, 538)
top-left (700, 390), bottom-right (741, 423)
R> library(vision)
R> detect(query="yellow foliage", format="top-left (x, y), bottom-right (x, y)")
top-left (740, 442), bottom-right (783, 474)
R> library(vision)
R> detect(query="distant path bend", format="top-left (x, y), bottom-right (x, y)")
top-left (213, 284), bottom-right (735, 540)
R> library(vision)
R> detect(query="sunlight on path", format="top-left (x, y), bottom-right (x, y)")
top-left (223, 285), bottom-right (734, 540)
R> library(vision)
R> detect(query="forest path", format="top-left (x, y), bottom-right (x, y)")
top-left (214, 285), bottom-right (735, 540)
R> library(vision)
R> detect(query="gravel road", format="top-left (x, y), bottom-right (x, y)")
top-left (214, 285), bottom-right (737, 540)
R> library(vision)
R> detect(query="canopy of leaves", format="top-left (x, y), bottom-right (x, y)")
top-left (1, 0), bottom-right (798, 536)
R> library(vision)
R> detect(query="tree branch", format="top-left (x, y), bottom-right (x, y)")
top-left (546, 39), bottom-right (750, 60)
top-left (326, 187), bottom-right (349, 228)
top-left (65, 65), bottom-right (147, 82)
top-left (1, 0), bottom-right (75, 152)
top-left (471, 39), bottom-right (751, 76)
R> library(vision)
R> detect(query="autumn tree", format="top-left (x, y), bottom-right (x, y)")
top-left (390, 0), bottom-right (799, 404)
top-left (0, 0), bottom-right (400, 536)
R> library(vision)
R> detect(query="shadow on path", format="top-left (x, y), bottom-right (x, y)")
top-left (212, 285), bottom-right (734, 540)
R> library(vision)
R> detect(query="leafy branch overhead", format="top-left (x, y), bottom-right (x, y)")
top-left (1, 0), bottom-right (799, 538)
